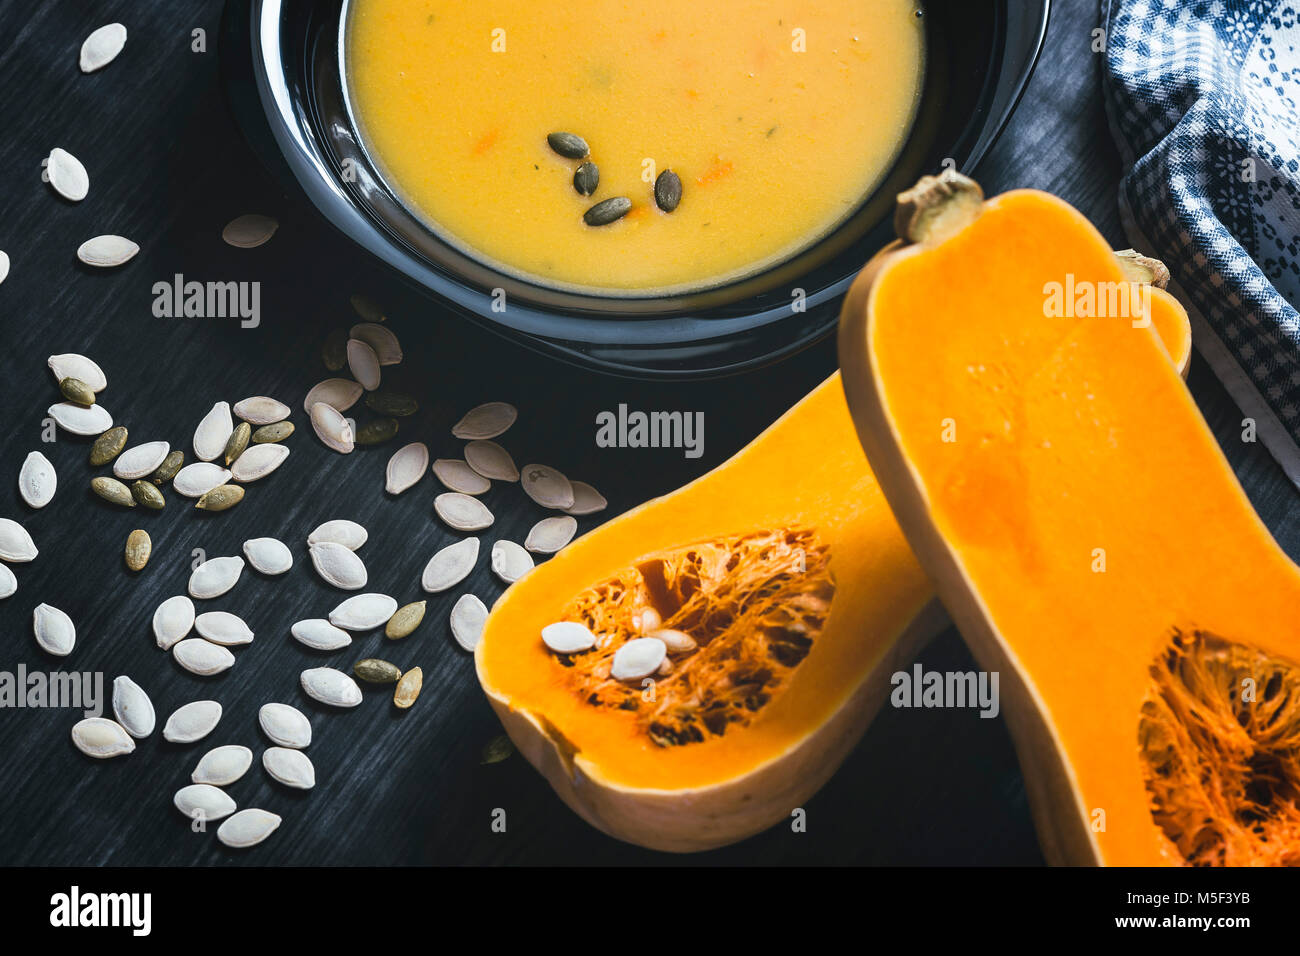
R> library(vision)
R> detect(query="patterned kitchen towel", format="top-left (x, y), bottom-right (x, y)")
top-left (1101, 0), bottom-right (1300, 488)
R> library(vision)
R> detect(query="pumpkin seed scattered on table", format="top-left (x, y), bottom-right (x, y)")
top-left (654, 169), bottom-right (683, 212)
top-left (350, 293), bottom-right (385, 322)
top-left (173, 639), bottom-right (236, 676)
top-left (307, 519), bottom-right (368, 550)
top-left (450, 594), bottom-right (489, 652)
top-left (385, 600), bottom-right (427, 639)
top-left (194, 610), bottom-right (254, 646)
top-left (547, 131), bottom-right (589, 158)
top-left (217, 809), bottom-right (281, 848)
top-left (432, 458), bottom-right (491, 495)
top-left (0, 251), bottom-right (7, 285)
top-left (259, 703), bottom-right (311, 748)
top-left (192, 745), bottom-right (253, 786)
top-left (251, 421), bottom-right (294, 444)
top-left (524, 515), bottom-right (578, 554)
top-left (464, 440), bottom-right (518, 481)
top-left (435, 492), bottom-right (494, 531)
top-left (230, 442), bottom-right (289, 481)
top-left (18, 451), bottom-right (57, 508)
top-left (322, 328), bottom-right (348, 371)
top-left (303, 377), bottom-right (363, 413)
top-left (46, 147), bottom-right (89, 202)
top-left (354, 658), bottom-right (402, 683)
top-left (421, 537), bottom-right (479, 593)
top-left (49, 401), bottom-right (112, 435)
top-left (79, 22), bottom-right (127, 73)
top-left (149, 449), bottom-right (184, 484)
top-left (172, 462), bottom-right (231, 497)
top-left (328, 593), bottom-right (398, 631)
top-left (233, 395), bottom-right (290, 425)
top-left (89, 425), bottom-right (128, 465)
top-left (347, 338), bottom-right (382, 391)
top-left (310, 541), bottom-right (368, 590)
top-left (291, 618), bottom-right (353, 651)
top-left (355, 417), bottom-right (398, 446)
top-left (152, 595), bottom-right (195, 649)
top-left (48, 353), bottom-right (106, 391)
top-left (193, 401), bottom-right (234, 462)
top-left (300, 667), bottom-right (363, 707)
top-left (263, 747), bottom-right (316, 789)
top-left (58, 376), bottom-right (96, 406)
top-left (565, 480), bottom-right (608, 515)
top-left (350, 322), bottom-right (403, 365)
top-left (223, 421), bottom-right (251, 466)
top-left (187, 555), bottom-right (245, 599)
top-left (111, 676), bottom-right (155, 738)
top-left (481, 735), bottom-right (514, 764)
top-left (222, 214), bottom-right (278, 248)
top-left (91, 475), bottom-right (135, 508)
top-left (451, 402), bottom-right (517, 439)
top-left (386, 442), bottom-right (428, 494)
top-left (76, 235), bottom-right (138, 267)
top-left (174, 784), bottom-right (236, 822)
top-left (0, 565), bottom-right (17, 600)
top-left (196, 484), bottom-right (244, 512)
top-left (71, 718), bottom-right (134, 759)
top-left (583, 196), bottom-right (632, 226)
top-left (124, 529), bottom-right (151, 571)
top-left (393, 666), bottom-right (423, 709)
top-left (114, 440), bottom-right (170, 480)
top-left (0, 519), bottom-right (39, 561)
top-left (162, 699), bottom-right (222, 743)
top-left (521, 463), bottom-right (575, 509)
top-left (310, 401), bottom-right (355, 454)
top-left (365, 390), bottom-right (419, 417)
top-left (33, 603), bottom-right (76, 656)
top-left (130, 480), bottom-right (165, 510)
top-left (491, 540), bottom-right (534, 583)
top-left (243, 536), bottom-right (293, 575)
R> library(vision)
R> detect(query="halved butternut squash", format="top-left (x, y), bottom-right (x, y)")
top-left (839, 172), bottom-right (1300, 865)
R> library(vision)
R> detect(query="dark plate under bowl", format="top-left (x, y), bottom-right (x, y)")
top-left (220, 0), bottom-right (1048, 379)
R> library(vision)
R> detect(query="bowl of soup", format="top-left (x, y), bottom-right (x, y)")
top-left (220, 0), bottom-right (1049, 377)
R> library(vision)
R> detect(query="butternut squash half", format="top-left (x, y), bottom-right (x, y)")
top-left (839, 172), bottom-right (1300, 866)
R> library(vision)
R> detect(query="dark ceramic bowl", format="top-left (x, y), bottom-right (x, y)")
top-left (220, 0), bottom-right (1048, 379)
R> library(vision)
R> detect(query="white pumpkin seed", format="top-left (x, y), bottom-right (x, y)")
top-left (290, 618), bottom-right (353, 651)
top-left (76, 235), bottom-right (137, 267)
top-left (33, 603), bottom-right (75, 656)
top-left (452, 402), bottom-right (517, 439)
top-left (188, 555), bottom-right (245, 599)
top-left (565, 480), bottom-right (608, 515)
top-left (450, 594), bottom-right (489, 652)
top-left (385, 441), bottom-right (427, 494)
top-left (193, 401), bottom-right (233, 462)
top-left (174, 784), bottom-right (236, 822)
top-left (541, 621), bottom-right (597, 654)
top-left (0, 250), bottom-right (7, 284)
top-left (611, 637), bottom-right (667, 681)
top-left (172, 462), bottom-right (232, 498)
top-left (328, 593), bottom-right (397, 631)
top-left (490, 540), bottom-right (534, 583)
top-left (524, 515), bottom-right (578, 554)
top-left (243, 536), bottom-right (292, 575)
top-left (192, 745), bottom-right (253, 785)
top-left (464, 440), bottom-right (518, 481)
top-left (349, 322), bottom-right (403, 365)
top-left (113, 440), bottom-right (169, 480)
top-left (222, 214), bottom-right (278, 248)
top-left (46, 147), bottom-right (89, 201)
top-left (307, 519), bottom-right (367, 550)
top-left (111, 675), bottom-right (155, 738)
top-left (233, 395), bottom-right (290, 425)
top-left (47, 401), bottom-right (112, 435)
top-left (300, 667), bottom-right (363, 707)
top-left (162, 700), bottom-right (222, 743)
top-left (259, 703), bottom-right (312, 748)
top-left (71, 717), bottom-right (134, 758)
top-left (18, 451), bottom-right (57, 508)
top-left (309, 541), bottom-right (367, 590)
top-left (432, 458), bottom-right (490, 495)
top-left (173, 638), bottom-right (235, 676)
top-left (0, 518), bottom-right (38, 562)
top-left (346, 338), bottom-right (381, 391)
top-left (79, 23), bottom-right (127, 72)
top-left (310, 401), bottom-right (354, 453)
top-left (152, 595), bottom-right (195, 649)
top-left (521, 463), bottom-right (575, 509)
top-left (434, 492), bottom-right (494, 531)
top-left (420, 537), bottom-right (479, 592)
top-left (0, 564), bottom-right (16, 600)
top-left (230, 442), bottom-right (289, 481)
top-left (47, 353), bottom-right (107, 391)
top-left (263, 747), bottom-right (316, 789)
top-left (648, 628), bottom-right (697, 654)
top-left (217, 808), bottom-right (281, 848)
top-left (302, 377), bottom-right (363, 413)
top-left (194, 610), bottom-right (254, 645)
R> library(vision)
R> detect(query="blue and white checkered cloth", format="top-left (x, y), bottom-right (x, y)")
top-left (1102, 0), bottom-right (1300, 486)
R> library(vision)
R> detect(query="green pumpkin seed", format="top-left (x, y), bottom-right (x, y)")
top-left (354, 658), bottom-right (402, 684)
top-left (364, 391), bottom-right (419, 417)
top-left (355, 417), bottom-right (399, 445)
top-left (251, 421), bottom-right (295, 443)
top-left (573, 161), bottom-right (599, 196)
top-left (385, 600), bottom-right (427, 639)
top-left (547, 131), bottom-right (589, 159)
top-left (59, 377), bottom-right (96, 407)
top-left (149, 449), bottom-right (184, 484)
top-left (223, 421), bottom-right (251, 466)
top-left (91, 476), bottom-right (135, 507)
top-left (195, 484), bottom-right (244, 512)
top-left (584, 197), bottom-right (632, 226)
top-left (394, 666), bottom-right (423, 709)
top-left (131, 480), bottom-right (165, 510)
top-left (89, 426), bottom-right (128, 466)
top-left (322, 327), bottom-right (348, 371)
top-left (654, 169), bottom-right (682, 212)
top-left (124, 529), bottom-right (151, 572)
top-left (481, 735), bottom-right (514, 764)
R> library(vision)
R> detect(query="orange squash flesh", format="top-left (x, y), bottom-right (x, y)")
top-left (839, 188), bottom-right (1300, 865)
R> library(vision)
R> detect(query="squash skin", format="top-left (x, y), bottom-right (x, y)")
top-left (838, 188), bottom-right (1300, 866)
top-left (475, 374), bottom-right (944, 853)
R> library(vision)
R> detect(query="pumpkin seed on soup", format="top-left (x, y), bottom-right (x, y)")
top-left (252, 421), bottom-right (294, 443)
top-left (655, 169), bottom-right (682, 212)
top-left (584, 197), bottom-right (632, 226)
top-left (547, 131), bottom-right (589, 159)
top-left (573, 162), bottom-right (599, 196)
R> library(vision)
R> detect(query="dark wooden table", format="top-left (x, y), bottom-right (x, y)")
top-left (0, 0), bottom-right (1295, 866)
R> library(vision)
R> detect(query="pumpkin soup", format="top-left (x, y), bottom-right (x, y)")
top-left (345, 0), bottom-right (924, 294)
